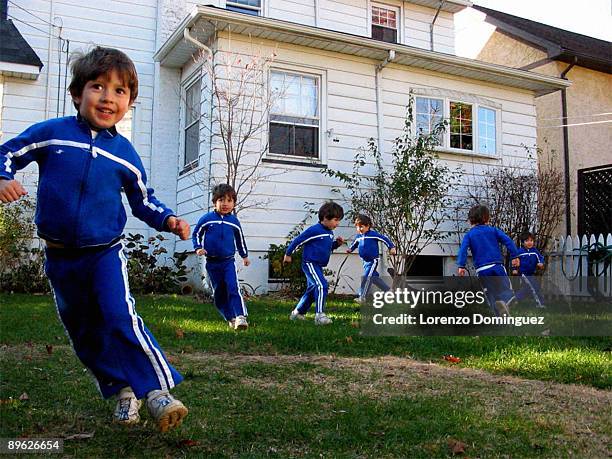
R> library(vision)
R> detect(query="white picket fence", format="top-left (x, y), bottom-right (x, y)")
top-left (546, 233), bottom-right (612, 298)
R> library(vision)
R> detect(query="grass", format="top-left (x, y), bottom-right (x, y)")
top-left (1, 293), bottom-right (611, 457)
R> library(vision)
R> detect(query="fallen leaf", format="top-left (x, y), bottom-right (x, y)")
top-left (443, 355), bottom-right (461, 364)
top-left (175, 329), bottom-right (185, 339)
top-left (19, 392), bottom-right (29, 401)
top-left (64, 433), bottom-right (95, 440)
top-left (178, 439), bottom-right (200, 447)
top-left (345, 336), bottom-right (353, 344)
top-left (350, 321), bottom-right (360, 328)
top-left (45, 344), bottom-right (53, 355)
top-left (447, 438), bottom-right (467, 455)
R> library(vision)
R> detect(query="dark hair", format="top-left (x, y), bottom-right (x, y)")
top-left (211, 183), bottom-right (237, 203)
top-left (354, 213), bottom-right (372, 227)
top-left (68, 46), bottom-right (139, 110)
top-left (318, 201), bottom-right (344, 221)
top-left (520, 231), bottom-right (535, 242)
top-left (468, 204), bottom-right (490, 225)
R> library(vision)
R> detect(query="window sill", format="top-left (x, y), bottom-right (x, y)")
top-left (262, 157), bottom-right (327, 169)
top-left (434, 147), bottom-right (500, 161)
top-left (179, 161), bottom-right (200, 176)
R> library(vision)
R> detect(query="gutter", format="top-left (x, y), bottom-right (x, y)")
top-left (430, 0), bottom-right (444, 51)
top-left (560, 58), bottom-right (576, 235)
top-left (375, 50), bottom-right (395, 155)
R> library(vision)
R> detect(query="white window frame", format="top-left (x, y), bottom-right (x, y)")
top-left (180, 69), bottom-right (203, 172)
top-left (414, 93), bottom-right (502, 159)
top-left (368, 1), bottom-right (403, 44)
top-left (115, 104), bottom-right (138, 146)
top-left (267, 64), bottom-right (327, 166)
top-left (225, 0), bottom-right (262, 16)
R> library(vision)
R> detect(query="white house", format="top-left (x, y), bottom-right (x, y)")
top-left (1, 0), bottom-right (570, 293)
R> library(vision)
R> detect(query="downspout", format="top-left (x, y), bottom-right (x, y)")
top-left (184, 27), bottom-right (215, 210)
top-left (314, 0), bottom-right (319, 27)
top-left (429, 0), bottom-right (444, 51)
top-left (560, 58), bottom-right (576, 235)
top-left (375, 50), bottom-right (395, 155)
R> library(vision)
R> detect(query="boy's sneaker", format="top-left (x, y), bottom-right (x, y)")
top-left (353, 297), bottom-right (364, 304)
top-left (234, 315), bottom-right (248, 330)
top-left (314, 313), bottom-right (333, 325)
top-left (228, 318), bottom-right (236, 328)
top-left (495, 300), bottom-right (511, 317)
top-left (113, 388), bottom-right (142, 425)
top-left (146, 390), bottom-right (188, 433)
top-left (290, 309), bottom-right (306, 320)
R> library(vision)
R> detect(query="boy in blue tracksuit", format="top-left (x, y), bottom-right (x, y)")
top-left (0, 47), bottom-right (189, 432)
top-left (457, 205), bottom-right (520, 316)
top-left (347, 214), bottom-right (396, 301)
top-left (192, 183), bottom-right (250, 330)
top-left (283, 202), bottom-right (345, 325)
top-left (512, 232), bottom-right (546, 307)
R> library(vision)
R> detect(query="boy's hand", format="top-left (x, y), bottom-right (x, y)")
top-left (536, 263), bottom-right (544, 269)
top-left (167, 216), bottom-right (190, 240)
top-left (283, 255), bottom-right (292, 264)
top-left (512, 269), bottom-right (518, 275)
top-left (196, 248), bottom-right (207, 256)
top-left (336, 236), bottom-right (345, 245)
top-left (389, 247), bottom-right (397, 255)
top-left (0, 179), bottom-right (27, 203)
top-left (346, 249), bottom-right (352, 254)
top-left (457, 268), bottom-right (467, 276)
top-left (243, 257), bottom-right (251, 267)
top-left (511, 258), bottom-right (520, 268)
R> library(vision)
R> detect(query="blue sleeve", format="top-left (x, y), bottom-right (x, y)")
top-left (495, 228), bottom-right (519, 258)
top-left (0, 122), bottom-right (47, 180)
top-left (286, 225), bottom-right (316, 256)
top-left (372, 230), bottom-right (395, 249)
top-left (348, 236), bottom-right (359, 252)
top-left (332, 237), bottom-right (341, 251)
top-left (232, 216), bottom-right (249, 258)
top-left (457, 232), bottom-right (470, 268)
top-left (192, 214), bottom-right (209, 250)
top-left (535, 248), bottom-right (545, 264)
top-left (123, 150), bottom-right (174, 232)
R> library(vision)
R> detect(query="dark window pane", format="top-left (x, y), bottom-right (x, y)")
top-left (372, 25), bottom-right (397, 43)
top-left (450, 134), bottom-right (461, 149)
top-left (294, 126), bottom-right (318, 158)
top-left (270, 123), bottom-right (292, 155)
top-left (464, 135), bottom-right (473, 150)
top-left (184, 124), bottom-right (199, 165)
top-left (226, 4), bottom-right (260, 14)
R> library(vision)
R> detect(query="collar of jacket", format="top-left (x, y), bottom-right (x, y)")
top-left (75, 113), bottom-right (118, 139)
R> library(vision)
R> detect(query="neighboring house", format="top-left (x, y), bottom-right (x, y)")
top-left (1, 0), bottom-right (570, 292)
top-left (466, 5), bottom-right (612, 238)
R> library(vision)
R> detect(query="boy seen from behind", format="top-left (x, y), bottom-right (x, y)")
top-left (0, 47), bottom-right (189, 432)
top-left (284, 202), bottom-right (345, 325)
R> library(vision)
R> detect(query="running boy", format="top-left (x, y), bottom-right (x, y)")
top-left (457, 205), bottom-right (520, 316)
top-left (347, 214), bottom-right (396, 301)
top-left (512, 231), bottom-right (546, 307)
top-left (283, 202), bottom-right (345, 325)
top-left (0, 47), bottom-right (189, 432)
top-left (192, 183), bottom-right (250, 330)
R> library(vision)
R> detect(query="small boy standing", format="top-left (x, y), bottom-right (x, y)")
top-left (457, 205), bottom-right (520, 316)
top-left (0, 47), bottom-right (189, 432)
top-left (346, 214), bottom-right (396, 301)
top-left (192, 184), bottom-right (251, 330)
top-left (283, 202), bottom-right (345, 325)
top-left (512, 231), bottom-right (546, 307)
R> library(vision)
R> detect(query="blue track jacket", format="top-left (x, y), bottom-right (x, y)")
top-left (457, 224), bottom-right (519, 269)
top-left (0, 116), bottom-right (174, 248)
top-left (192, 211), bottom-right (248, 259)
top-left (348, 230), bottom-right (395, 261)
top-left (286, 222), bottom-right (340, 266)
top-left (516, 247), bottom-right (544, 275)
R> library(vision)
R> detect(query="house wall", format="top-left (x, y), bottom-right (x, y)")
top-left (181, 31), bottom-right (538, 292)
top-left (477, 30), bottom-right (612, 235)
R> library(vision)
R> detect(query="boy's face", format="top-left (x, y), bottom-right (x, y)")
top-left (73, 69), bottom-right (131, 130)
top-left (214, 195), bottom-right (235, 215)
top-left (322, 217), bottom-right (341, 230)
top-left (523, 237), bottom-right (535, 249)
top-left (355, 223), bottom-right (370, 234)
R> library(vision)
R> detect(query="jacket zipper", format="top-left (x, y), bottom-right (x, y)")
top-left (73, 134), bottom-right (96, 245)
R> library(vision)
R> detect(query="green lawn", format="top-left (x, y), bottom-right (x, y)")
top-left (1, 293), bottom-right (610, 457)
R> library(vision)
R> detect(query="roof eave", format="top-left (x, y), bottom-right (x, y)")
top-left (0, 61), bottom-right (41, 80)
top-left (155, 6), bottom-right (571, 94)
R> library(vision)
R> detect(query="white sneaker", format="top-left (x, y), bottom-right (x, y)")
top-left (353, 297), bottom-right (364, 304)
top-left (113, 387), bottom-right (142, 425)
top-left (315, 313), bottom-right (333, 325)
top-left (146, 390), bottom-right (188, 433)
top-left (290, 309), bottom-right (306, 320)
top-left (228, 318), bottom-right (236, 328)
top-left (495, 300), bottom-right (510, 317)
top-left (234, 315), bottom-right (248, 330)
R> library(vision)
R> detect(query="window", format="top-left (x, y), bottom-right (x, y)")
top-left (478, 107), bottom-right (496, 155)
top-left (371, 4), bottom-right (399, 43)
top-left (415, 95), bottom-right (500, 156)
top-left (183, 77), bottom-right (201, 168)
top-left (226, 0), bottom-right (261, 15)
top-left (269, 70), bottom-right (320, 159)
top-left (449, 102), bottom-right (472, 151)
top-left (116, 106), bottom-right (135, 143)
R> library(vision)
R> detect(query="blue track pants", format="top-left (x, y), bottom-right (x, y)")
top-left (295, 262), bottom-right (328, 314)
top-left (205, 258), bottom-right (247, 321)
top-left (359, 258), bottom-right (390, 299)
top-left (476, 264), bottom-right (515, 316)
